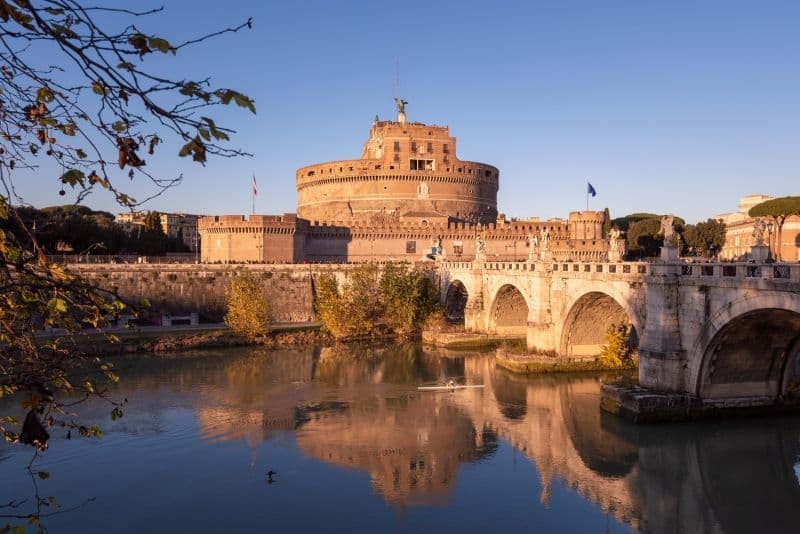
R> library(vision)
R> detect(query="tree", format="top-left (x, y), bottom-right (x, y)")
top-left (611, 213), bottom-right (660, 232)
top-left (749, 196), bottom-right (800, 261)
top-left (602, 207), bottom-right (612, 238)
top-left (8, 204), bottom-right (127, 254)
top-left (225, 271), bottom-right (270, 340)
top-left (142, 211), bottom-right (162, 233)
top-left (625, 214), bottom-right (686, 257)
top-left (598, 323), bottom-right (633, 368)
top-left (137, 210), bottom-right (166, 255)
top-left (0, 2), bottom-right (254, 526)
top-left (380, 262), bottom-right (440, 336)
top-left (682, 218), bottom-right (726, 257)
top-left (748, 196), bottom-right (800, 218)
top-left (315, 262), bottom-right (440, 340)
top-left (315, 264), bottom-right (382, 339)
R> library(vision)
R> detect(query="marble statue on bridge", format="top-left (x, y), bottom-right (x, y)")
top-left (527, 232), bottom-right (539, 261)
top-left (660, 215), bottom-right (679, 247)
top-left (752, 218), bottom-right (767, 246)
top-left (608, 227), bottom-right (624, 262)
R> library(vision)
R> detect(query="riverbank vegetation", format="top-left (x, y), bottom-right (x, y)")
top-left (598, 324), bottom-right (636, 369)
top-left (225, 271), bottom-right (271, 340)
top-left (315, 262), bottom-right (440, 340)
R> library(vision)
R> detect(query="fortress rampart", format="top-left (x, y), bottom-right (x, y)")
top-left (199, 211), bottom-right (610, 263)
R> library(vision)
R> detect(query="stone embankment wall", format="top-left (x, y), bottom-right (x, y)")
top-left (67, 264), bottom-right (354, 323)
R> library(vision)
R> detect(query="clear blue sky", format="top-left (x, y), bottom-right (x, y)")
top-left (16, 0), bottom-right (800, 223)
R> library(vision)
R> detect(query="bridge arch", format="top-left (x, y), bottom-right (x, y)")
top-left (443, 279), bottom-right (469, 324)
top-left (559, 290), bottom-right (640, 359)
top-left (690, 292), bottom-right (800, 399)
top-left (488, 283), bottom-right (529, 335)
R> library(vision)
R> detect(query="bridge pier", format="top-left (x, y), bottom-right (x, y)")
top-left (526, 321), bottom-right (556, 355)
top-left (638, 260), bottom-right (687, 392)
top-left (464, 302), bottom-right (485, 333)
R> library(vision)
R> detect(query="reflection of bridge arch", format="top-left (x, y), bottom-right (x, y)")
top-left (443, 279), bottom-right (468, 324)
top-left (488, 284), bottom-right (529, 335)
top-left (560, 291), bottom-right (639, 359)
top-left (559, 381), bottom-right (638, 478)
top-left (688, 292), bottom-right (800, 398)
top-left (490, 369), bottom-right (528, 420)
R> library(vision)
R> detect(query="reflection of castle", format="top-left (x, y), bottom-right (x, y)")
top-left (186, 346), bottom-right (644, 522)
top-left (199, 103), bottom-right (612, 263)
top-left (295, 398), bottom-right (494, 506)
top-left (92, 348), bottom-right (800, 530)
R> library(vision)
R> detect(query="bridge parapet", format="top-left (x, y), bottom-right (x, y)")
top-left (441, 259), bottom-right (652, 280)
top-left (677, 261), bottom-right (800, 283)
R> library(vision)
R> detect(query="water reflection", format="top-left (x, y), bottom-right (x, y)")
top-left (3, 344), bottom-right (800, 533)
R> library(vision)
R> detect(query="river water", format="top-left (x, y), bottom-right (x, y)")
top-left (2, 344), bottom-right (800, 533)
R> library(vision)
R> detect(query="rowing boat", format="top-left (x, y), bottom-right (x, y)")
top-left (417, 385), bottom-right (485, 391)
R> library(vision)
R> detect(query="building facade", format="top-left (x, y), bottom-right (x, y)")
top-left (716, 194), bottom-right (800, 261)
top-left (117, 211), bottom-right (201, 252)
top-left (200, 106), bottom-right (613, 264)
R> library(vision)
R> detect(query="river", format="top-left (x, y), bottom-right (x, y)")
top-left (2, 344), bottom-right (799, 533)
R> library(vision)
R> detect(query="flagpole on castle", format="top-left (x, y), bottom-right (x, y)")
top-left (586, 180), bottom-right (597, 211)
top-left (252, 172), bottom-right (257, 215)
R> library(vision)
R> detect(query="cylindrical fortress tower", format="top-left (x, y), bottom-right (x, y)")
top-left (296, 119), bottom-right (498, 224)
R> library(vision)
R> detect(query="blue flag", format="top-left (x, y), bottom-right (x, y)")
top-left (587, 182), bottom-right (597, 197)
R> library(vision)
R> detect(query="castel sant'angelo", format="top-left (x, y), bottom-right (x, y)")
top-left (199, 100), bottom-right (615, 263)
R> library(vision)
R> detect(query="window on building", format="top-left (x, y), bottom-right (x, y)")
top-left (410, 159), bottom-right (434, 171)
top-left (406, 241), bottom-right (416, 254)
top-left (443, 144), bottom-right (449, 154)
top-left (411, 141), bottom-right (417, 153)
top-left (393, 141), bottom-right (400, 152)
top-left (453, 241), bottom-right (463, 256)
top-left (427, 142), bottom-right (433, 153)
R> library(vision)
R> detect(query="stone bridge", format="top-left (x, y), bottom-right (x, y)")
top-left (437, 253), bottom-right (800, 417)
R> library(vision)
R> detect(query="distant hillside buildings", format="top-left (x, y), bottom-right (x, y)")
top-left (116, 211), bottom-right (200, 252)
